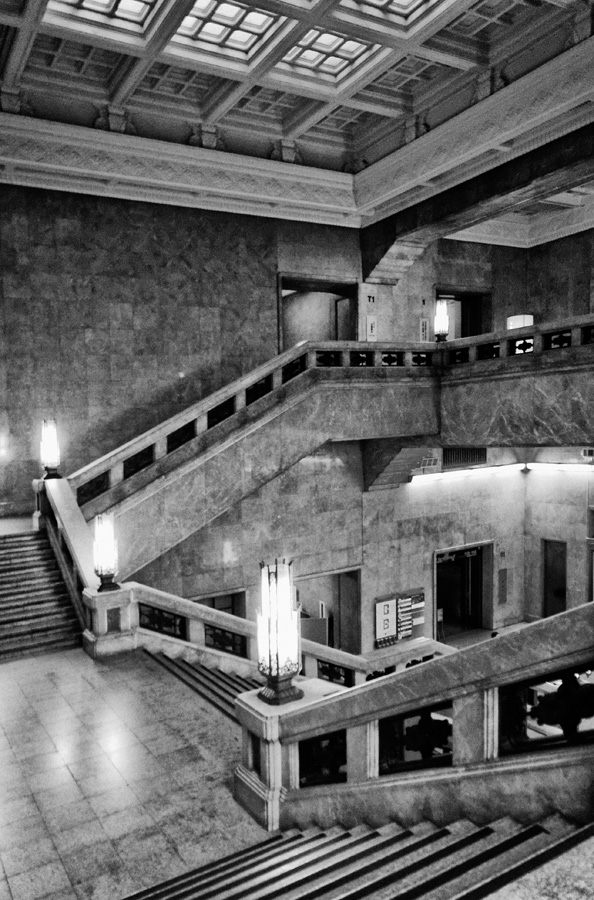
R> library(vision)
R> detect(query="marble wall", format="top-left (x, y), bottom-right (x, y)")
top-left (0, 187), bottom-right (359, 514)
top-left (372, 231), bottom-right (594, 344)
top-left (133, 443), bottom-right (591, 655)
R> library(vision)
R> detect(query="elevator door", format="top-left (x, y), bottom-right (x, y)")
top-left (436, 546), bottom-right (484, 637)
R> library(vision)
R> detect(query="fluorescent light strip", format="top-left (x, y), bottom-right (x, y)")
top-left (411, 461), bottom-right (593, 483)
top-left (411, 463), bottom-right (525, 483)
top-left (525, 462), bottom-right (594, 473)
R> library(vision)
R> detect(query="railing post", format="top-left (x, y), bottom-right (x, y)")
top-left (452, 689), bottom-right (494, 766)
top-left (532, 332), bottom-right (543, 355)
top-left (196, 412), bottom-right (208, 435)
top-left (272, 367), bottom-right (283, 390)
top-left (154, 436), bottom-right (168, 461)
top-left (347, 721), bottom-right (378, 782)
top-left (468, 344), bottom-right (478, 364)
top-left (110, 461), bottom-right (124, 487)
top-left (307, 349), bottom-right (317, 369)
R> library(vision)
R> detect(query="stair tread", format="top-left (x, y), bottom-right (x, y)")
top-left (232, 823), bottom-right (456, 900)
top-left (410, 821), bottom-right (574, 900)
top-left (275, 823), bottom-right (487, 900)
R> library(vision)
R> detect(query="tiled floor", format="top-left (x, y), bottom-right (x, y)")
top-left (0, 649), bottom-right (268, 900)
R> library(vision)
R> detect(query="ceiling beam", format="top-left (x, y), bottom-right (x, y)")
top-left (201, 0), bottom-right (339, 123)
top-left (1, 0), bottom-right (49, 87)
top-left (109, 0), bottom-right (196, 107)
top-left (361, 122), bottom-right (594, 277)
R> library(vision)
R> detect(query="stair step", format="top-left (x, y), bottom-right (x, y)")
top-left (0, 591), bottom-right (72, 611)
top-left (0, 630), bottom-right (81, 662)
top-left (443, 816), bottom-right (593, 900)
top-left (146, 652), bottom-right (248, 720)
top-left (273, 821), bottom-right (475, 900)
top-left (121, 829), bottom-right (328, 900)
top-left (0, 607), bottom-right (77, 629)
top-left (226, 821), bottom-right (445, 900)
top-left (173, 656), bottom-right (260, 694)
top-left (354, 818), bottom-right (543, 900)
top-left (196, 825), bottom-right (396, 900)
top-left (0, 571), bottom-right (64, 603)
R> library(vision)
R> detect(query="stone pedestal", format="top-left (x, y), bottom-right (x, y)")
top-left (82, 585), bottom-right (137, 658)
top-left (234, 678), bottom-right (347, 830)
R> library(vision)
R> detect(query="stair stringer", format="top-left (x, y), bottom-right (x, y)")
top-left (107, 371), bottom-right (440, 578)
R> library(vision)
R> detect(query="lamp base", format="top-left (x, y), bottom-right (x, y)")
top-left (97, 573), bottom-right (120, 592)
top-left (258, 673), bottom-right (304, 706)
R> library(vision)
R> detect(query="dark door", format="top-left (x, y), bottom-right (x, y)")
top-left (337, 570), bottom-right (360, 654)
top-left (436, 546), bottom-right (484, 636)
top-left (543, 540), bottom-right (567, 617)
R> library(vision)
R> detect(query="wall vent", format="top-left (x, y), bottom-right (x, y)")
top-left (443, 447), bottom-right (487, 470)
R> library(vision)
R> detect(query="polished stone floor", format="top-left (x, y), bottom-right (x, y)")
top-left (0, 649), bottom-right (268, 900)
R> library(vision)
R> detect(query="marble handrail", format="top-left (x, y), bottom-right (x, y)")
top-left (67, 314), bottom-right (594, 513)
top-left (275, 601), bottom-right (594, 742)
top-left (83, 580), bottom-right (451, 682)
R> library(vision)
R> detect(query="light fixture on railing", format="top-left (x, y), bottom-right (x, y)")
top-left (40, 418), bottom-right (61, 479)
top-left (257, 559), bottom-right (303, 705)
top-left (434, 299), bottom-right (449, 342)
top-left (93, 513), bottom-right (120, 592)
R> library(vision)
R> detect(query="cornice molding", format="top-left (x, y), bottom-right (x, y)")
top-left (450, 195), bottom-right (594, 248)
top-left (355, 35), bottom-right (594, 223)
top-left (0, 113), bottom-right (360, 227)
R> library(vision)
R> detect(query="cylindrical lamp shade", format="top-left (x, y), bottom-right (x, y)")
top-left (93, 514), bottom-right (119, 591)
top-left (257, 559), bottom-right (303, 704)
top-left (434, 299), bottom-right (450, 341)
top-left (40, 419), bottom-right (60, 473)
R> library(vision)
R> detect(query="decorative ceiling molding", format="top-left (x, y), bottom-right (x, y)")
top-left (355, 35), bottom-right (594, 223)
top-left (0, 112), bottom-right (360, 226)
top-left (449, 192), bottom-right (594, 248)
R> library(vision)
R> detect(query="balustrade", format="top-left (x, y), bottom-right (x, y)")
top-left (66, 313), bottom-right (594, 515)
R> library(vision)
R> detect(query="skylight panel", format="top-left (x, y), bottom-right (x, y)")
top-left (281, 29), bottom-right (374, 79)
top-left (173, 0), bottom-right (280, 57)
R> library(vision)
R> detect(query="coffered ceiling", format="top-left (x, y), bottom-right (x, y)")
top-left (1, 0), bottom-right (594, 247)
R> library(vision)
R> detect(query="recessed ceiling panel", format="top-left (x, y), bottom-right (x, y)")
top-left (278, 27), bottom-right (379, 82)
top-left (26, 33), bottom-right (124, 86)
top-left (170, 0), bottom-right (286, 63)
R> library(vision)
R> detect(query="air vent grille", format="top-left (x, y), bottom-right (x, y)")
top-left (443, 447), bottom-right (487, 470)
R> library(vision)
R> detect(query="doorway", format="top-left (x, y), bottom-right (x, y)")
top-left (543, 540), bottom-right (567, 617)
top-left (279, 276), bottom-right (358, 350)
top-left (436, 545), bottom-right (486, 637)
top-left (436, 289), bottom-right (492, 338)
top-left (296, 568), bottom-right (361, 654)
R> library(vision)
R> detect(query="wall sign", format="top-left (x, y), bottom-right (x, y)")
top-left (375, 591), bottom-right (425, 647)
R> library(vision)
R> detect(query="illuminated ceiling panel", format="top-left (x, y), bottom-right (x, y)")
top-left (55, 0), bottom-right (158, 27)
top-left (279, 27), bottom-right (377, 80)
top-left (171, 0), bottom-right (285, 60)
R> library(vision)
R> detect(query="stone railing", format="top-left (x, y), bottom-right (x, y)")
top-left (234, 602), bottom-right (594, 831)
top-left (81, 579), bottom-right (453, 683)
top-left (34, 477), bottom-right (99, 629)
top-left (67, 314), bottom-right (594, 517)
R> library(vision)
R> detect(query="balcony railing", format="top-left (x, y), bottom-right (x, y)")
top-left (67, 314), bottom-right (594, 516)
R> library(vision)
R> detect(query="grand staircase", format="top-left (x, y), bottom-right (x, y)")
top-left (121, 813), bottom-right (593, 900)
top-left (0, 531), bottom-right (80, 661)
top-left (146, 650), bottom-right (261, 720)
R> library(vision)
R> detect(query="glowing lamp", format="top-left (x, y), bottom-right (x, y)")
top-left (434, 299), bottom-right (449, 342)
top-left (40, 418), bottom-right (61, 478)
top-left (93, 514), bottom-right (119, 592)
top-left (257, 559), bottom-right (303, 705)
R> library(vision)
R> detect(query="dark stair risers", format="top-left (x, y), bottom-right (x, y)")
top-left (119, 814), bottom-right (588, 900)
top-left (146, 651), bottom-right (262, 720)
top-left (0, 530), bottom-right (80, 662)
